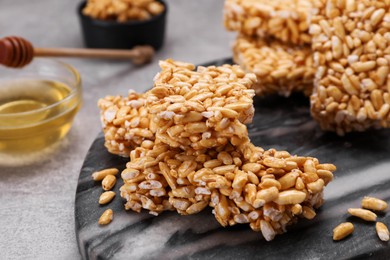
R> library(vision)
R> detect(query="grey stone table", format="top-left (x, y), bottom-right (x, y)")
top-left (0, 1), bottom-right (234, 259)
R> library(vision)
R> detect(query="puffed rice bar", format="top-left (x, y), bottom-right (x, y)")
top-left (233, 35), bottom-right (315, 97)
top-left (145, 59), bottom-right (257, 150)
top-left (98, 91), bottom-right (156, 156)
top-left (98, 60), bottom-right (257, 155)
top-left (310, 0), bottom-right (390, 135)
top-left (224, 0), bottom-right (324, 45)
top-left (120, 139), bottom-right (336, 240)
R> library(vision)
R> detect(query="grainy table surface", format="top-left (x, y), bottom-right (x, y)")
top-left (0, 1), bottom-right (234, 259)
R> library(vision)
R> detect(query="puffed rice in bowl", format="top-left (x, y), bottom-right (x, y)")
top-left (78, 0), bottom-right (167, 50)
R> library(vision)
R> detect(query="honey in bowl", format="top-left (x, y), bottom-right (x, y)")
top-left (0, 59), bottom-right (82, 154)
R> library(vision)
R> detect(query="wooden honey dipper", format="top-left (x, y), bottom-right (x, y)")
top-left (0, 36), bottom-right (155, 68)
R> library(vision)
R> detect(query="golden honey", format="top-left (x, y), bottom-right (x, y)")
top-left (0, 79), bottom-right (81, 153)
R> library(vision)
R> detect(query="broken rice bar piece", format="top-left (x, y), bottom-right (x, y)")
top-left (98, 91), bottom-right (156, 156)
top-left (310, 0), bottom-right (390, 135)
top-left (224, 0), bottom-right (324, 45)
top-left (145, 59), bottom-right (257, 150)
top-left (233, 35), bottom-right (315, 97)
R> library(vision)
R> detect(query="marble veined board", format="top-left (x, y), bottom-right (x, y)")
top-left (75, 58), bottom-right (390, 260)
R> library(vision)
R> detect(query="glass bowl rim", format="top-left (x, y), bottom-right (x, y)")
top-left (0, 58), bottom-right (82, 118)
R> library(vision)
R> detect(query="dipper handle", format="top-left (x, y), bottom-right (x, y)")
top-left (0, 36), bottom-right (155, 68)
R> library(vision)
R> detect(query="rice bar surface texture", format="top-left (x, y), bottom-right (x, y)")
top-left (145, 59), bottom-right (257, 150)
top-left (233, 35), bottom-right (315, 96)
top-left (310, 0), bottom-right (390, 135)
top-left (224, 0), bottom-right (324, 45)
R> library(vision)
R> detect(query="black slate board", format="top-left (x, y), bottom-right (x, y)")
top-left (75, 58), bottom-right (390, 260)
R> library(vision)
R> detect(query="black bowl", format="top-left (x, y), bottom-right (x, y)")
top-left (77, 1), bottom-right (167, 50)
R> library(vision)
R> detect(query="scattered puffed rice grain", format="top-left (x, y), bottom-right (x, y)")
top-left (102, 175), bottom-right (117, 191)
top-left (333, 222), bottom-right (354, 241)
top-left (348, 208), bottom-right (377, 222)
top-left (92, 168), bottom-right (118, 181)
top-left (361, 197), bottom-right (388, 212)
top-left (99, 209), bottom-right (113, 225)
top-left (99, 191), bottom-right (116, 205)
top-left (376, 222), bottom-right (390, 242)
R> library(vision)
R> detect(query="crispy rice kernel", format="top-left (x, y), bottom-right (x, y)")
top-left (333, 222), bottom-right (354, 241)
top-left (102, 175), bottom-right (117, 191)
top-left (376, 222), bottom-right (390, 242)
top-left (99, 191), bottom-right (116, 205)
top-left (348, 208), bottom-right (377, 222)
top-left (361, 196), bottom-right (388, 212)
top-left (98, 209), bottom-right (113, 225)
top-left (92, 168), bottom-right (119, 181)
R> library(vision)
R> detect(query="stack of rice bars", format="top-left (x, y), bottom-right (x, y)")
top-left (225, 0), bottom-right (319, 97)
top-left (225, 0), bottom-right (390, 135)
top-left (99, 59), bottom-right (336, 241)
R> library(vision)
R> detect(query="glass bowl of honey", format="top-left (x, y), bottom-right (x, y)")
top-left (0, 59), bottom-right (82, 155)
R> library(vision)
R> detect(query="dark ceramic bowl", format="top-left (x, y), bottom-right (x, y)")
top-left (77, 1), bottom-right (167, 50)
